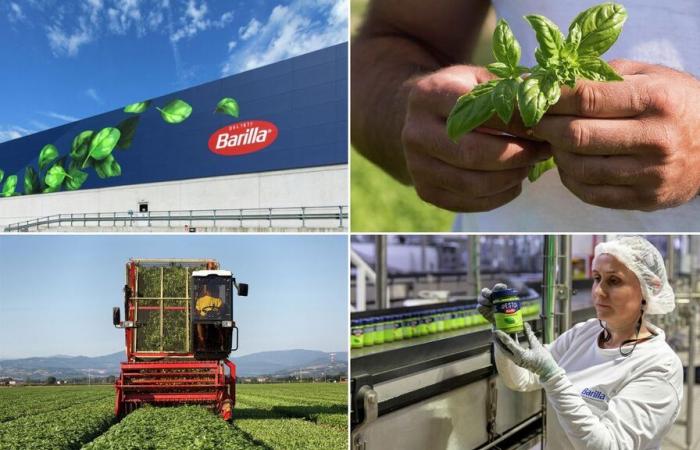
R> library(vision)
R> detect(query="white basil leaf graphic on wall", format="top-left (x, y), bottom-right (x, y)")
top-left (157, 99), bottom-right (192, 124)
top-left (2, 175), bottom-right (17, 197)
top-left (38, 144), bottom-right (59, 171)
top-left (123, 100), bottom-right (151, 114)
top-left (83, 127), bottom-right (120, 168)
top-left (215, 97), bottom-right (239, 118)
top-left (24, 166), bottom-right (40, 195)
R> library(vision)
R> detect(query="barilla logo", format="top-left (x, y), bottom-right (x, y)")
top-left (208, 120), bottom-right (278, 156)
top-left (581, 388), bottom-right (607, 402)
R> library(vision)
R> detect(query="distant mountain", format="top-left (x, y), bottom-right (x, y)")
top-left (0, 350), bottom-right (346, 380)
top-left (232, 350), bottom-right (348, 377)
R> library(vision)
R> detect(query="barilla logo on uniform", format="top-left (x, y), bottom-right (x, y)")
top-left (581, 388), bottom-right (607, 402)
top-left (208, 120), bottom-right (278, 156)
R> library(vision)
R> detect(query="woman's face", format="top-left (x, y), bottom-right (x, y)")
top-left (591, 253), bottom-right (643, 329)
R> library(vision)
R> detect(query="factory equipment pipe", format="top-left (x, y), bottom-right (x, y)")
top-left (687, 247), bottom-right (697, 450)
top-left (351, 249), bottom-right (377, 312)
top-left (543, 236), bottom-right (557, 344)
top-left (558, 235), bottom-right (572, 333)
top-left (687, 302), bottom-right (696, 450)
top-left (376, 236), bottom-right (389, 310)
top-left (470, 235), bottom-right (481, 298)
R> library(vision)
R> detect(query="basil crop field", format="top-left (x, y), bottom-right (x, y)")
top-left (0, 383), bottom-right (347, 450)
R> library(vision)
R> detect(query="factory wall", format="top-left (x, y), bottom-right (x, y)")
top-left (0, 165), bottom-right (346, 227)
top-left (0, 43), bottom-right (347, 217)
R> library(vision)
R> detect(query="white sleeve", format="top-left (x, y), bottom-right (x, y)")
top-left (542, 365), bottom-right (682, 450)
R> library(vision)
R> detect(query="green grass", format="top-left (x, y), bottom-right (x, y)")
top-left (350, 1), bottom-right (497, 231)
top-left (351, 149), bottom-right (455, 231)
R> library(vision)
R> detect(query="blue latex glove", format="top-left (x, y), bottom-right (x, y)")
top-left (494, 322), bottom-right (564, 382)
top-left (478, 282), bottom-right (509, 324)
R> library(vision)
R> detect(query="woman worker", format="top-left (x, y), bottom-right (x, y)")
top-left (479, 236), bottom-right (683, 449)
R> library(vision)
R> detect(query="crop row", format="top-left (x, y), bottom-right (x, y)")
top-left (0, 386), bottom-right (113, 423)
top-left (84, 405), bottom-right (263, 450)
top-left (0, 395), bottom-right (114, 450)
top-left (234, 416), bottom-right (347, 450)
top-left (235, 396), bottom-right (347, 431)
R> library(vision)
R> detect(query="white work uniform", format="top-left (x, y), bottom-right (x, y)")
top-left (454, 0), bottom-right (700, 231)
top-left (495, 319), bottom-right (683, 449)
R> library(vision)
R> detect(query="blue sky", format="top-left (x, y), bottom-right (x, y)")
top-left (0, 235), bottom-right (348, 359)
top-left (0, 0), bottom-right (348, 142)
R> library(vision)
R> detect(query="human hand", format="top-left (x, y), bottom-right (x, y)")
top-left (478, 282), bottom-right (509, 324)
top-left (533, 60), bottom-right (700, 211)
top-left (402, 65), bottom-right (551, 212)
top-left (494, 322), bottom-right (563, 382)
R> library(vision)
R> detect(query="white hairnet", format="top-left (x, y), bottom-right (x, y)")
top-left (594, 236), bottom-right (675, 315)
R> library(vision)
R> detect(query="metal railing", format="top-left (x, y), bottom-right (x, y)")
top-left (3, 205), bottom-right (348, 232)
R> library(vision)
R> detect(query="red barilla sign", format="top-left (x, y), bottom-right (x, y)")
top-left (208, 120), bottom-right (278, 156)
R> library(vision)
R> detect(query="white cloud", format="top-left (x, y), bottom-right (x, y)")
top-left (238, 18), bottom-right (260, 40)
top-left (221, 0), bottom-right (348, 75)
top-left (47, 22), bottom-right (92, 57)
top-left (85, 88), bottom-right (102, 103)
top-left (107, 0), bottom-right (144, 36)
top-left (0, 126), bottom-right (31, 143)
top-left (170, 0), bottom-right (208, 43)
top-left (8, 2), bottom-right (25, 22)
top-left (43, 111), bottom-right (79, 122)
top-left (227, 40), bottom-right (237, 52)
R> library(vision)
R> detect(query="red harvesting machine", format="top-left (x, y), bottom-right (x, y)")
top-left (112, 259), bottom-right (248, 421)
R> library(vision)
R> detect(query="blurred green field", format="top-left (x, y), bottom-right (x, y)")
top-left (350, 1), bottom-right (496, 232)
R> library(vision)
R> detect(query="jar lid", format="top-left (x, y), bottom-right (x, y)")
top-left (489, 288), bottom-right (520, 301)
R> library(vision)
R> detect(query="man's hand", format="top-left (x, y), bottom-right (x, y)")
top-left (534, 60), bottom-right (700, 211)
top-left (402, 66), bottom-right (551, 212)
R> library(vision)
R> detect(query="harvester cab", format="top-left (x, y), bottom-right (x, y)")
top-left (191, 270), bottom-right (248, 359)
top-left (111, 259), bottom-right (248, 421)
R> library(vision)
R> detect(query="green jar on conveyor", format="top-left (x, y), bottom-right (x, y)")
top-left (491, 288), bottom-right (523, 334)
top-left (351, 319), bottom-right (364, 349)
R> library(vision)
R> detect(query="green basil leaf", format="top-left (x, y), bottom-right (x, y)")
top-left (470, 80), bottom-right (500, 97)
top-left (70, 130), bottom-right (94, 160)
top-left (23, 166), bottom-right (39, 195)
top-left (446, 84), bottom-right (497, 141)
top-left (65, 168), bottom-right (88, 190)
top-left (529, 157), bottom-right (556, 182)
top-left (569, 3), bottom-right (627, 56)
top-left (518, 76), bottom-right (550, 127)
top-left (215, 97), bottom-right (239, 118)
top-left (486, 62), bottom-right (513, 78)
top-left (2, 175), bottom-right (17, 197)
top-left (492, 79), bottom-right (518, 124)
top-left (38, 144), bottom-right (59, 171)
top-left (525, 15), bottom-right (564, 62)
top-left (83, 127), bottom-right (120, 168)
top-left (44, 164), bottom-right (68, 188)
top-left (95, 155), bottom-right (122, 179)
top-left (0, 169), bottom-right (4, 184)
top-left (157, 99), bottom-right (192, 124)
top-left (116, 116), bottom-right (140, 149)
top-left (43, 185), bottom-right (60, 193)
top-left (566, 23), bottom-right (582, 52)
top-left (577, 56), bottom-right (623, 81)
top-left (492, 19), bottom-right (521, 69)
top-left (124, 100), bottom-right (150, 114)
top-left (541, 74), bottom-right (561, 106)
